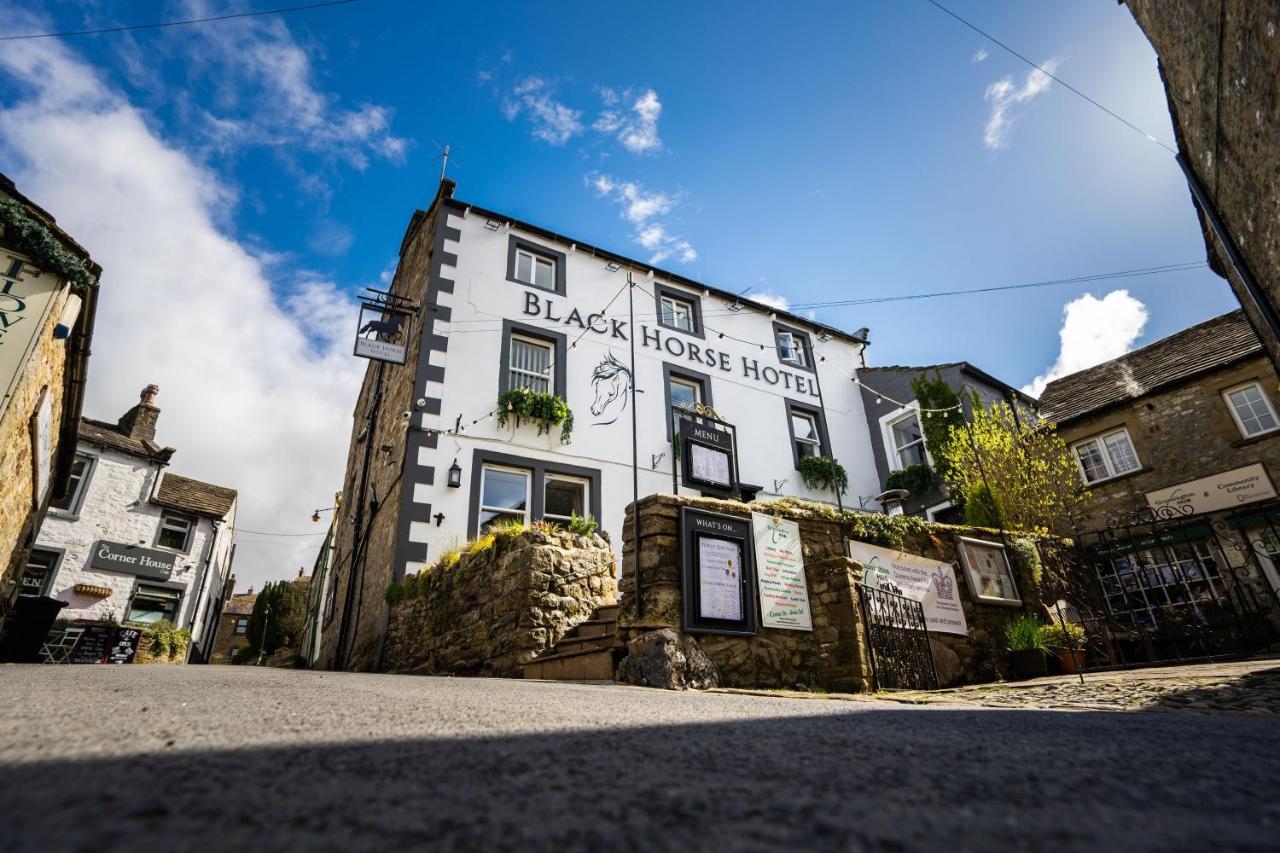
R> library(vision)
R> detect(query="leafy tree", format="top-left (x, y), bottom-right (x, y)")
top-left (940, 400), bottom-right (1085, 534)
top-left (242, 576), bottom-right (311, 662)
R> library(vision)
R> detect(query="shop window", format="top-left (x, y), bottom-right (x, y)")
top-left (478, 465), bottom-right (531, 532)
top-left (19, 550), bottom-right (59, 598)
top-left (126, 584), bottom-right (181, 625)
top-left (543, 475), bottom-right (588, 524)
top-left (157, 512), bottom-right (195, 552)
top-left (1072, 429), bottom-right (1140, 484)
top-left (1223, 382), bottom-right (1279, 438)
top-left (49, 453), bottom-right (94, 513)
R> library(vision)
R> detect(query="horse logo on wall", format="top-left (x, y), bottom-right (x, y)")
top-left (589, 352), bottom-right (632, 425)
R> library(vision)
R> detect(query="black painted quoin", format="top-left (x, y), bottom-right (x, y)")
top-left (679, 507), bottom-right (758, 637)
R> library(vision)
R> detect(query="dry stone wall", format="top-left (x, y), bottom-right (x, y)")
top-left (382, 528), bottom-right (616, 677)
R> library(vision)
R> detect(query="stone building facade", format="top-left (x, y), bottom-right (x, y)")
top-left (857, 362), bottom-right (1035, 522)
top-left (1040, 310), bottom-right (1280, 621)
top-left (0, 173), bottom-right (100, 607)
top-left (25, 386), bottom-right (239, 663)
top-left (316, 179), bottom-right (882, 672)
top-left (1123, 1), bottom-right (1280, 366)
top-left (209, 589), bottom-right (257, 665)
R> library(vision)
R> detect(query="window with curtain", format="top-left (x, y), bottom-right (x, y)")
top-left (508, 334), bottom-right (553, 393)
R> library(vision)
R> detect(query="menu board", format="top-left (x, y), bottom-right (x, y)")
top-left (752, 513), bottom-right (812, 631)
top-left (698, 536), bottom-right (743, 621)
top-left (109, 627), bottom-right (142, 664)
top-left (690, 443), bottom-right (731, 487)
top-left (68, 624), bottom-right (113, 664)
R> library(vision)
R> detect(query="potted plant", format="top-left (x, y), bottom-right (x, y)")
top-left (1041, 620), bottom-right (1087, 674)
top-left (1004, 614), bottom-right (1049, 680)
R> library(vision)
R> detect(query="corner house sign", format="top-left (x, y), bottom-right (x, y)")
top-left (90, 541), bottom-right (177, 581)
top-left (1146, 463), bottom-right (1277, 517)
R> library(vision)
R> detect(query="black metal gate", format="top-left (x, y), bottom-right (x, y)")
top-left (1058, 502), bottom-right (1280, 670)
top-left (857, 584), bottom-right (939, 690)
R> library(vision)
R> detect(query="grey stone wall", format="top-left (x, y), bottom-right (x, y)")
top-left (381, 528), bottom-right (616, 677)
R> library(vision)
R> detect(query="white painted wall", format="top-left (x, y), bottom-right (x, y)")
top-left (34, 443), bottom-right (236, 653)
top-left (401, 210), bottom-right (880, 574)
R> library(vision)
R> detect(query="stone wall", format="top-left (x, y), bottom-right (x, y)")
top-left (382, 528), bottom-right (616, 677)
top-left (619, 494), bottom-right (1062, 690)
top-left (1123, 1), bottom-right (1280, 365)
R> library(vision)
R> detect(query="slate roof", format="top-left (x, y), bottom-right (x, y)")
top-left (79, 417), bottom-right (175, 462)
top-left (859, 361), bottom-right (1037, 405)
top-left (154, 472), bottom-right (238, 519)
top-left (223, 594), bottom-right (256, 616)
top-left (1038, 310), bottom-right (1262, 425)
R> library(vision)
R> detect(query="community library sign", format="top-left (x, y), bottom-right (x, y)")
top-left (1145, 463), bottom-right (1277, 516)
top-left (846, 541), bottom-right (968, 635)
top-left (89, 541), bottom-right (178, 581)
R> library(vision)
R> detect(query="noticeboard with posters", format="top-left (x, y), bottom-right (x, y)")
top-left (679, 507), bottom-right (757, 636)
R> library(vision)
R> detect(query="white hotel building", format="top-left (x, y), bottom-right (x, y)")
top-left (318, 180), bottom-right (882, 670)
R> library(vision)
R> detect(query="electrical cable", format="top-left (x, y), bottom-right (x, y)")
top-left (0, 0), bottom-right (362, 41)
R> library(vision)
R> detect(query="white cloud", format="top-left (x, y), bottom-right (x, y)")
top-left (983, 58), bottom-right (1060, 150)
top-left (1023, 290), bottom-right (1149, 397)
top-left (593, 88), bottom-right (662, 154)
top-left (501, 76), bottom-right (584, 145)
top-left (746, 291), bottom-right (790, 311)
top-left (587, 173), bottom-right (697, 264)
top-left (0, 14), bottom-right (365, 588)
top-left (972, 47), bottom-right (989, 63)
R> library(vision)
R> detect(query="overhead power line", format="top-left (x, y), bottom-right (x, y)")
top-left (0, 0), bottom-right (362, 41)
top-left (920, 0), bottom-right (1177, 154)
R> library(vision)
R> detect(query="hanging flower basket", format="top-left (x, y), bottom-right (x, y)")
top-left (495, 388), bottom-right (574, 444)
top-left (73, 583), bottom-right (113, 598)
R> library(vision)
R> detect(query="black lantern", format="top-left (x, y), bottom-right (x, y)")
top-left (448, 459), bottom-right (463, 488)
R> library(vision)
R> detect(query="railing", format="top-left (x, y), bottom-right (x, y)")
top-left (857, 584), bottom-right (939, 691)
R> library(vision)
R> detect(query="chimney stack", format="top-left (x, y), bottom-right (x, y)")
top-left (117, 384), bottom-right (162, 443)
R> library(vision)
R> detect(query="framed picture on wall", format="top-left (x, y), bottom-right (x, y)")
top-left (955, 536), bottom-right (1021, 606)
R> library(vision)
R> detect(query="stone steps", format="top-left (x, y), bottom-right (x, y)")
top-left (522, 603), bottom-right (620, 681)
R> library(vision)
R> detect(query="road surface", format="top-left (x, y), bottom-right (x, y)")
top-left (0, 665), bottom-right (1276, 851)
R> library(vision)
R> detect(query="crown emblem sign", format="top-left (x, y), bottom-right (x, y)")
top-left (932, 568), bottom-right (954, 600)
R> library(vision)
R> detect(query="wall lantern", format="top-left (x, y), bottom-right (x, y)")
top-left (448, 459), bottom-right (463, 488)
top-left (876, 489), bottom-right (909, 517)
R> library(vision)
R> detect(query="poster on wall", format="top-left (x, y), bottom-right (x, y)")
top-left (751, 512), bottom-right (812, 631)
top-left (679, 507), bottom-right (757, 636)
top-left (846, 540), bottom-right (968, 635)
top-left (1, 250), bottom-right (62, 419)
top-left (955, 536), bottom-right (1021, 606)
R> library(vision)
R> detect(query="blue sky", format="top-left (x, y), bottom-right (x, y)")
top-left (0, 1), bottom-right (1239, 583)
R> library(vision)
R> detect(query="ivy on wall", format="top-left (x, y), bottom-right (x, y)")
top-left (0, 197), bottom-right (95, 287)
top-left (796, 455), bottom-right (848, 494)
top-left (909, 370), bottom-right (965, 484)
top-left (885, 463), bottom-right (936, 496)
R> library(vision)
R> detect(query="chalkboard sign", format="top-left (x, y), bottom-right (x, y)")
top-left (108, 627), bottom-right (142, 665)
top-left (68, 623), bottom-right (113, 664)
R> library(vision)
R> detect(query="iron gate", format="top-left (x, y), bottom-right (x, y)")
top-left (857, 584), bottom-right (939, 690)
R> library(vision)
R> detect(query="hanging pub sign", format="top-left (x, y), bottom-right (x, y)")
top-left (680, 508), bottom-right (758, 636)
top-left (677, 410), bottom-right (738, 498)
top-left (353, 289), bottom-right (415, 365)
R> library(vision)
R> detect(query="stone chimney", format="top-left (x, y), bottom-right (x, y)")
top-left (117, 384), bottom-right (162, 442)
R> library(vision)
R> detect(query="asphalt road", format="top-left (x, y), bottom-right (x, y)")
top-left (0, 666), bottom-right (1276, 852)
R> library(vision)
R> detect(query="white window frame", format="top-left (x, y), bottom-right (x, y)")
top-left (234, 617), bottom-right (249, 635)
top-left (543, 474), bottom-right (590, 525)
top-left (925, 501), bottom-right (954, 522)
top-left (515, 248), bottom-right (555, 291)
top-left (879, 404), bottom-right (931, 471)
top-left (791, 410), bottom-right (822, 459)
top-left (1222, 381), bottom-right (1280, 439)
top-left (477, 464), bottom-right (532, 531)
top-left (508, 333), bottom-right (554, 393)
top-left (776, 331), bottom-right (807, 367)
top-left (659, 294), bottom-right (696, 334)
top-left (156, 512), bottom-right (195, 553)
top-left (1071, 428), bottom-right (1141, 485)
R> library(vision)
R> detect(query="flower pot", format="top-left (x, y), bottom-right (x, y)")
top-left (1057, 648), bottom-right (1085, 674)
top-left (1008, 649), bottom-right (1047, 680)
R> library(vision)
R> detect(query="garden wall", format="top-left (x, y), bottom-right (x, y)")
top-left (381, 527), bottom-right (616, 676)
top-left (618, 494), bottom-right (1061, 690)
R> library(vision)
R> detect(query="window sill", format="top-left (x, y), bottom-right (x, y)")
top-left (778, 359), bottom-right (815, 374)
top-left (657, 321), bottom-right (704, 340)
top-left (1085, 466), bottom-right (1152, 488)
top-left (1230, 430), bottom-right (1280, 448)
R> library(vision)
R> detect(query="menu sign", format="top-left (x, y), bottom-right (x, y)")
top-left (679, 507), bottom-right (758, 636)
top-left (68, 623), bottom-right (113, 664)
top-left (108, 627), bottom-right (142, 664)
top-left (752, 513), bottom-right (812, 631)
top-left (1146, 463), bottom-right (1277, 516)
top-left (847, 541), bottom-right (969, 635)
top-left (678, 416), bottom-right (737, 496)
top-left (89, 541), bottom-right (177, 580)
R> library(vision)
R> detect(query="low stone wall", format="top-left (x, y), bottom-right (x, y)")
top-left (619, 494), bottom-right (1059, 690)
top-left (382, 528), bottom-right (616, 677)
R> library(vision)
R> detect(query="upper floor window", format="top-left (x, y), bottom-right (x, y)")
top-left (776, 330), bottom-right (808, 367)
top-left (791, 410), bottom-right (822, 459)
top-left (514, 248), bottom-right (555, 291)
top-left (659, 294), bottom-right (696, 334)
top-left (668, 375), bottom-right (702, 438)
top-left (234, 617), bottom-right (249, 635)
top-left (887, 411), bottom-right (927, 469)
top-left (157, 512), bottom-right (195, 552)
top-left (49, 453), bottom-right (93, 513)
top-left (1224, 381), bottom-right (1279, 438)
top-left (508, 334), bottom-right (553, 393)
top-left (1073, 428), bottom-right (1140, 484)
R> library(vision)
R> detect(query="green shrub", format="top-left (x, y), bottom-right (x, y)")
top-left (1008, 537), bottom-right (1044, 593)
top-left (1041, 620), bottom-right (1085, 649)
top-left (1004, 615), bottom-right (1049, 653)
top-left (142, 620), bottom-right (191, 661)
top-left (496, 388), bottom-right (574, 444)
top-left (796, 455), bottom-right (848, 494)
top-left (567, 512), bottom-right (597, 537)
